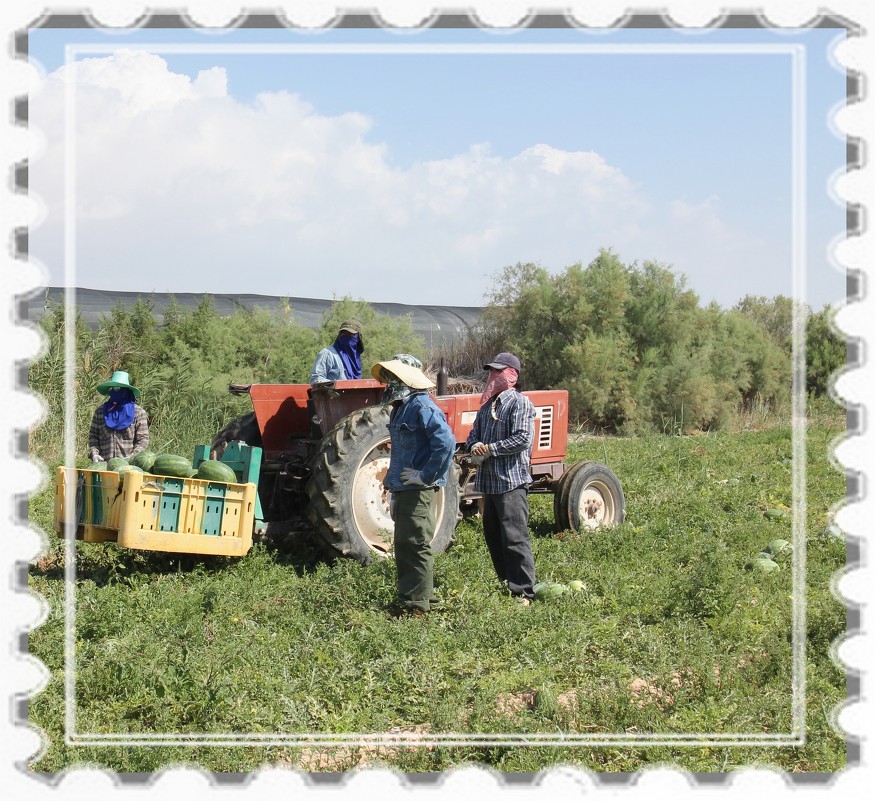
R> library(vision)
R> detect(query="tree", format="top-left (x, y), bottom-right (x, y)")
top-left (806, 306), bottom-right (845, 396)
top-left (734, 294), bottom-right (794, 353)
top-left (475, 251), bottom-right (799, 432)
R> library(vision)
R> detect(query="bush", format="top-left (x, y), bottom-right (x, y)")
top-left (29, 295), bottom-right (425, 464)
top-left (471, 250), bottom-right (797, 433)
top-left (805, 305), bottom-right (845, 396)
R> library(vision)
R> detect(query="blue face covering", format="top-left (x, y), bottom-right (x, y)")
top-left (103, 388), bottom-right (136, 430)
top-left (334, 333), bottom-right (363, 379)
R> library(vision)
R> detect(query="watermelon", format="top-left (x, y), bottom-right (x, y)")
top-left (766, 539), bottom-right (791, 558)
top-left (568, 580), bottom-right (585, 592)
top-left (187, 468), bottom-right (199, 478)
top-left (116, 464), bottom-right (144, 485)
top-left (107, 457), bottom-right (129, 471)
top-left (764, 508), bottom-right (789, 521)
top-left (534, 582), bottom-right (568, 601)
top-left (753, 557), bottom-right (781, 574)
top-left (116, 464), bottom-right (144, 475)
top-left (196, 459), bottom-right (238, 483)
top-left (89, 461), bottom-right (109, 471)
top-left (129, 450), bottom-right (157, 471)
top-left (533, 686), bottom-right (558, 718)
top-left (151, 454), bottom-right (193, 478)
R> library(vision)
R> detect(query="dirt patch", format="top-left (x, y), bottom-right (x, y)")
top-left (628, 670), bottom-right (693, 710)
top-left (495, 690), bottom-right (537, 716)
top-left (495, 688), bottom-right (589, 717)
top-left (557, 689), bottom-right (587, 711)
top-left (295, 725), bottom-right (434, 772)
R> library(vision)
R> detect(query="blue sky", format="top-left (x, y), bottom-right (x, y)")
top-left (27, 22), bottom-right (847, 309)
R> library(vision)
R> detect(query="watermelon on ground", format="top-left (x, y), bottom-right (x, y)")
top-left (534, 582), bottom-right (568, 601)
top-left (753, 557), bottom-right (781, 574)
top-left (767, 539), bottom-right (792, 557)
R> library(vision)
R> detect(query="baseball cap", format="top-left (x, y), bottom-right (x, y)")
top-left (338, 319), bottom-right (362, 334)
top-left (483, 352), bottom-right (521, 372)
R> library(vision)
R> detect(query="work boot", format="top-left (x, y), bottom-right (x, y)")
top-left (512, 595), bottom-right (532, 607)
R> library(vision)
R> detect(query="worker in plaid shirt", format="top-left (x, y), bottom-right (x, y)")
top-left (88, 370), bottom-right (150, 462)
top-left (466, 352), bottom-right (537, 605)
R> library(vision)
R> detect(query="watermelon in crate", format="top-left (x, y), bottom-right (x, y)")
top-left (151, 454), bottom-right (193, 478)
top-left (196, 460), bottom-right (238, 483)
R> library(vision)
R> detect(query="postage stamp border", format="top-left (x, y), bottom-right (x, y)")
top-left (3, 0), bottom-right (870, 794)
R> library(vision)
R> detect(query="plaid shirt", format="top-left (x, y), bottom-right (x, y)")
top-left (466, 389), bottom-right (535, 494)
top-left (88, 404), bottom-right (150, 461)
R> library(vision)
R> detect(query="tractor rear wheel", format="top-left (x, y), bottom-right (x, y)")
top-left (305, 405), bottom-right (461, 564)
top-left (555, 461), bottom-right (625, 532)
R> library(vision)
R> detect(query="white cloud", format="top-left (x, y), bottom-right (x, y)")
top-left (29, 50), bottom-right (780, 306)
top-left (669, 196), bottom-right (734, 241)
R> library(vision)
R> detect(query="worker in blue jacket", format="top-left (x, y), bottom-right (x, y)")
top-left (373, 354), bottom-right (455, 615)
top-left (309, 319), bottom-right (364, 384)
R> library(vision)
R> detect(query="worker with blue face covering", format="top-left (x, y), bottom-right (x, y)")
top-left (87, 370), bottom-right (150, 462)
top-left (309, 320), bottom-right (364, 384)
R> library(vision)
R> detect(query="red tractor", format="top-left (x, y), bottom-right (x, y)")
top-left (212, 378), bottom-right (625, 564)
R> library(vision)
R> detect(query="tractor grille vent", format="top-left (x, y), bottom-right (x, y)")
top-left (536, 406), bottom-right (553, 449)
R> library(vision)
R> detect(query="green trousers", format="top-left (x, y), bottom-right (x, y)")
top-left (393, 488), bottom-right (437, 611)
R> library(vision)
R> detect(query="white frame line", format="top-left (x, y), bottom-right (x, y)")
top-left (60, 40), bottom-right (808, 749)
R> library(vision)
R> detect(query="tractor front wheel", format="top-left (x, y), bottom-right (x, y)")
top-left (305, 405), bottom-right (460, 564)
top-left (554, 461), bottom-right (625, 532)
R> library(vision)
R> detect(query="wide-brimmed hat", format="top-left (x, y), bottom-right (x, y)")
top-left (96, 370), bottom-right (141, 399)
top-left (371, 359), bottom-right (434, 390)
top-left (484, 352), bottom-right (521, 372)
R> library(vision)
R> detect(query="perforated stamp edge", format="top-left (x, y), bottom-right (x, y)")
top-left (2, 0), bottom-right (870, 795)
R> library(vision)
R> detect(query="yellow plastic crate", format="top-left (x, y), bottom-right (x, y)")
top-left (53, 467), bottom-right (122, 543)
top-left (53, 467), bottom-right (256, 556)
top-left (116, 471), bottom-right (255, 556)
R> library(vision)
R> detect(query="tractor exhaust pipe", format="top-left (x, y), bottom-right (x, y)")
top-left (437, 356), bottom-right (448, 396)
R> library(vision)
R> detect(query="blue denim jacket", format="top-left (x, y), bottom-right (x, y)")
top-left (385, 392), bottom-right (456, 492)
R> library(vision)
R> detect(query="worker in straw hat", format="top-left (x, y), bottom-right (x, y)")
top-left (309, 319), bottom-right (365, 384)
top-left (373, 354), bottom-right (455, 616)
top-left (87, 370), bottom-right (150, 463)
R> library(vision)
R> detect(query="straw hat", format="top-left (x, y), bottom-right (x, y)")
top-left (371, 359), bottom-right (434, 390)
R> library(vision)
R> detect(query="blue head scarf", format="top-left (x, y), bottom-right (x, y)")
top-left (103, 388), bottom-right (136, 430)
top-left (334, 333), bottom-right (363, 379)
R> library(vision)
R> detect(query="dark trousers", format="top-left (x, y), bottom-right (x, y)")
top-left (482, 486), bottom-right (536, 598)
top-left (393, 488), bottom-right (437, 611)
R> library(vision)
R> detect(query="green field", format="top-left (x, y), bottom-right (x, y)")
top-left (26, 409), bottom-right (847, 774)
